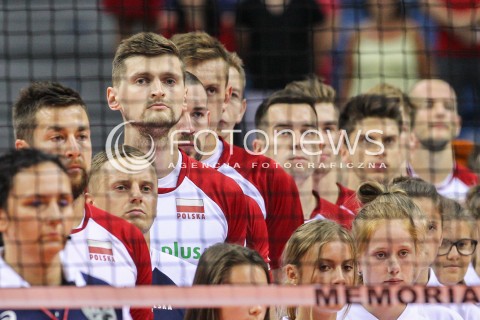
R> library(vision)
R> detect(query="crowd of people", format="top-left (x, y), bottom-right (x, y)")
top-left (1, 2), bottom-right (480, 318)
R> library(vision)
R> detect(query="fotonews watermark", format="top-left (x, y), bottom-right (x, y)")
top-left (170, 128), bottom-right (388, 157)
top-left (105, 121), bottom-right (156, 174)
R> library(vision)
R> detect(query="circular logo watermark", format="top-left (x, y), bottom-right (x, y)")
top-left (105, 121), bottom-right (156, 174)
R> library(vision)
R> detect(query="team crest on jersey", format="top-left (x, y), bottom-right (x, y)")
top-left (81, 307), bottom-right (117, 319)
top-left (88, 239), bottom-right (115, 262)
top-left (176, 198), bottom-right (206, 220)
top-left (0, 311), bottom-right (16, 320)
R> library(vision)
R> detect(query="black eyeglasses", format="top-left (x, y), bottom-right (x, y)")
top-left (437, 239), bottom-right (478, 256)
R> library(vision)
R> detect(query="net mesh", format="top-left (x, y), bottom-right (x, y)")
top-left (0, 0), bottom-right (480, 318)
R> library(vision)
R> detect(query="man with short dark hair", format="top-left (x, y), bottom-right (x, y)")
top-left (254, 89), bottom-right (355, 228)
top-left (107, 32), bottom-right (258, 284)
top-left (339, 94), bottom-right (405, 190)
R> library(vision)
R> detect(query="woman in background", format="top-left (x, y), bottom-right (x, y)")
top-left (184, 243), bottom-right (270, 320)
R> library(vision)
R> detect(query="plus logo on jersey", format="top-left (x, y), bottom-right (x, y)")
top-left (176, 198), bottom-right (206, 220)
top-left (88, 239), bottom-right (115, 262)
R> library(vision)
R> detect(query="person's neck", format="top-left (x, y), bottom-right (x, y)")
top-left (313, 169), bottom-right (339, 204)
top-left (411, 144), bottom-right (454, 185)
top-left (365, 304), bottom-right (407, 320)
top-left (6, 251), bottom-right (62, 286)
top-left (295, 175), bottom-right (316, 220)
top-left (199, 133), bottom-right (219, 162)
top-left (416, 267), bottom-right (430, 285)
top-left (220, 131), bottom-right (233, 145)
top-left (297, 307), bottom-right (337, 320)
top-left (124, 125), bottom-right (178, 179)
top-left (73, 194), bottom-right (86, 228)
top-left (144, 232), bottom-right (151, 251)
top-left (345, 171), bottom-right (362, 192)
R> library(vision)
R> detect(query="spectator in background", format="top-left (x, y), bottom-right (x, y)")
top-left (341, 0), bottom-right (432, 101)
top-left (235, 0), bottom-right (327, 145)
top-left (419, 0), bottom-right (480, 139)
top-left (102, 0), bottom-right (162, 45)
top-left (409, 79), bottom-right (477, 202)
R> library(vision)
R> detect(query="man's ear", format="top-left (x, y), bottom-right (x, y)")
top-left (84, 192), bottom-right (95, 206)
top-left (107, 87), bottom-right (121, 111)
top-left (183, 86), bottom-right (188, 112)
top-left (285, 264), bottom-right (299, 285)
top-left (224, 85), bottom-right (232, 105)
top-left (15, 139), bottom-right (30, 150)
top-left (252, 139), bottom-right (265, 154)
top-left (236, 99), bottom-right (247, 124)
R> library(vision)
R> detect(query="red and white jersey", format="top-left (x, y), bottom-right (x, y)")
top-left (150, 151), bottom-right (249, 282)
top-left (61, 204), bottom-right (152, 320)
top-left (202, 139), bottom-right (269, 265)
top-left (310, 192), bottom-right (356, 229)
top-left (336, 182), bottom-right (361, 215)
top-left (408, 162), bottom-right (478, 202)
top-left (203, 138), bottom-right (303, 269)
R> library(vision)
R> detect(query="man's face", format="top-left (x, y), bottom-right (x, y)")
top-left (174, 83), bottom-right (210, 161)
top-left (410, 81), bottom-right (460, 151)
top-left (259, 103), bottom-right (319, 180)
top-left (346, 117), bottom-right (402, 184)
top-left (315, 103), bottom-right (339, 173)
top-left (108, 55), bottom-right (187, 137)
top-left (24, 105), bottom-right (92, 199)
top-left (89, 161), bottom-right (157, 234)
top-left (219, 67), bottom-right (246, 138)
top-left (187, 58), bottom-right (229, 132)
top-left (0, 162), bottom-right (74, 263)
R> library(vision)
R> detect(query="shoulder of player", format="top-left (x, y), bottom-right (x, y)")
top-left (85, 203), bottom-right (145, 242)
top-left (454, 162), bottom-right (478, 185)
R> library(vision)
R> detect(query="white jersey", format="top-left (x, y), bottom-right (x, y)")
top-left (0, 256), bottom-right (130, 320)
top-left (61, 204), bottom-right (151, 288)
top-left (340, 304), bottom-right (428, 319)
top-left (425, 267), bottom-right (480, 319)
top-left (408, 162), bottom-right (478, 202)
top-left (465, 263), bottom-right (480, 286)
top-left (150, 151), bottom-right (249, 286)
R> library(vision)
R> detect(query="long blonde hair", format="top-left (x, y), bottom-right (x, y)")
top-left (281, 219), bottom-right (356, 320)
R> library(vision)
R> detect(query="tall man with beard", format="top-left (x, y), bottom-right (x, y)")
top-left (409, 79), bottom-right (477, 201)
top-left (106, 32), bottom-right (266, 283)
top-left (13, 81), bottom-right (153, 320)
